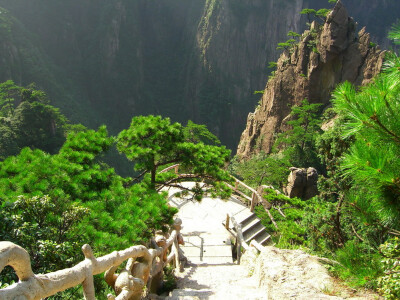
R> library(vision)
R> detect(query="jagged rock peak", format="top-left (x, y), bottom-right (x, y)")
top-left (236, 1), bottom-right (384, 159)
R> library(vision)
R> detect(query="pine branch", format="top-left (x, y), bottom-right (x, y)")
top-left (123, 170), bottom-right (148, 187)
top-left (351, 223), bottom-right (365, 243)
top-left (370, 113), bottom-right (400, 144)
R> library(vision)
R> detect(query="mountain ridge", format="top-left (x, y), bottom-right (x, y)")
top-left (0, 0), bottom-right (397, 149)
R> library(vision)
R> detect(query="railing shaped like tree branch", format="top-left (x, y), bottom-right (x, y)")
top-left (0, 218), bottom-right (186, 300)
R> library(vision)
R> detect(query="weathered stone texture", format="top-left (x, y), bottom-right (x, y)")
top-left (284, 167), bottom-right (318, 200)
top-left (237, 0), bottom-right (385, 159)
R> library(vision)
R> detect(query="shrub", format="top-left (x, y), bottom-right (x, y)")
top-left (378, 237), bottom-right (400, 299)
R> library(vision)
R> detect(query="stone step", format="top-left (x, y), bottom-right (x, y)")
top-left (249, 228), bottom-right (270, 245)
top-left (167, 288), bottom-right (212, 299)
top-left (244, 227), bottom-right (266, 244)
top-left (180, 245), bottom-right (201, 258)
top-left (243, 222), bottom-right (265, 241)
top-left (181, 235), bottom-right (233, 264)
top-left (241, 218), bottom-right (262, 235)
top-left (226, 207), bottom-right (272, 247)
top-left (232, 210), bottom-right (257, 227)
top-left (258, 233), bottom-right (271, 246)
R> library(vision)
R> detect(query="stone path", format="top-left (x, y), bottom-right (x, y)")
top-left (165, 183), bottom-right (268, 299)
top-left (167, 262), bottom-right (267, 300)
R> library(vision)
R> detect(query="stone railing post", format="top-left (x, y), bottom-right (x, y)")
top-left (81, 244), bottom-right (96, 300)
top-left (250, 192), bottom-right (257, 212)
top-left (0, 218), bottom-right (185, 300)
top-left (172, 218), bottom-right (183, 272)
top-left (225, 214), bottom-right (230, 230)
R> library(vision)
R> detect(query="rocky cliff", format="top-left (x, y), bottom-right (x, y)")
top-left (0, 0), bottom-right (397, 151)
top-left (237, 1), bottom-right (385, 158)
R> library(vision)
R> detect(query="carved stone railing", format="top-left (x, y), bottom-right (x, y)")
top-left (226, 176), bottom-right (261, 212)
top-left (229, 215), bottom-right (250, 264)
top-left (227, 177), bottom-right (278, 229)
top-left (0, 218), bottom-right (186, 300)
top-left (158, 163), bottom-right (180, 174)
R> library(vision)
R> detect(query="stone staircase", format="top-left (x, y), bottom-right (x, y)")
top-left (164, 184), bottom-right (271, 299)
top-left (180, 232), bottom-right (233, 264)
top-left (165, 263), bottom-right (267, 300)
top-left (225, 208), bottom-right (271, 246)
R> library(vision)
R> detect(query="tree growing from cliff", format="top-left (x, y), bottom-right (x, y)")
top-left (300, 8), bottom-right (316, 24)
top-left (117, 115), bottom-right (232, 200)
top-left (316, 9), bottom-right (330, 22)
top-left (274, 99), bottom-right (323, 169)
top-left (287, 31), bottom-right (301, 40)
top-left (300, 6), bottom-right (332, 26)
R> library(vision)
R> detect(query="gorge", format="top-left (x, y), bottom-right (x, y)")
top-left (0, 0), bottom-right (398, 152)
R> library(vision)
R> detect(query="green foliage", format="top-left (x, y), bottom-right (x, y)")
top-left (301, 5), bottom-right (332, 26)
top-left (183, 120), bottom-right (221, 145)
top-left (301, 196), bottom-right (340, 254)
top-left (0, 195), bottom-right (87, 277)
top-left (0, 81), bottom-right (68, 159)
top-left (388, 22), bottom-right (400, 45)
top-left (268, 71), bottom-right (276, 80)
top-left (276, 42), bottom-right (291, 51)
top-left (308, 26), bottom-right (400, 294)
top-left (306, 28), bottom-right (320, 54)
top-left (117, 115), bottom-right (184, 188)
top-left (333, 240), bottom-right (383, 288)
top-left (378, 237), bottom-right (400, 299)
top-left (232, 99), bottom-right (324, 194)
top-left (0, 126), bottom-right (177, 291)
top-left (332, 64), bottom-right (400, 231)
top-left (230, 153), bottom-right (289, 190)
top-left (117, 115), bottom-right (232, 199)
top-left (277, 38), bottom-right (297, 52)
top-left (160, 265), bottom-right (178, 294)
top-left (255, 189), bottom-right (306, 247)
top-left (316, 111), bottom-right (353, 201)
top-left (232, 26), bottom-right (400, 295)
top-left (287, 31), bottom-right (301, 40)
top-left (316, 9), bottom-right (330, 21)
top-left (274, 99), bottom-right (324, 170)
top-left (267, 61), bottom-right (277, 69)
top-left (300, 8), bottom-right (316, 23)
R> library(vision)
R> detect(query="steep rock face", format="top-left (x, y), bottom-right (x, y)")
top-left (237, 1), bottom-right (385, 158)
top-left (0, 0), bottom-right (397, 151)
top-left (188, 0), bottom-right (306, 146)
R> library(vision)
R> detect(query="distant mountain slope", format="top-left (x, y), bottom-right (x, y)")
top-left (0, 0), bottom-right (398, 149)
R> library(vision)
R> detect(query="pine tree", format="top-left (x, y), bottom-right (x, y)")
top-left (117, 115), bottom-right (232, 199)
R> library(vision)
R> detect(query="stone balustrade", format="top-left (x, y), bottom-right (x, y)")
top-left (0, 218), bottom-right (185, 300)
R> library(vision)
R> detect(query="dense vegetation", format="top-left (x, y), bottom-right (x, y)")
top-left (0, 84), bottom-right (231, 297)
top-left (232, 23), bottom-right (400, 297)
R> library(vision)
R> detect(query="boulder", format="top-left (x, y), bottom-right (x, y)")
top-left (285, 167), bottom-right (318, 200)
